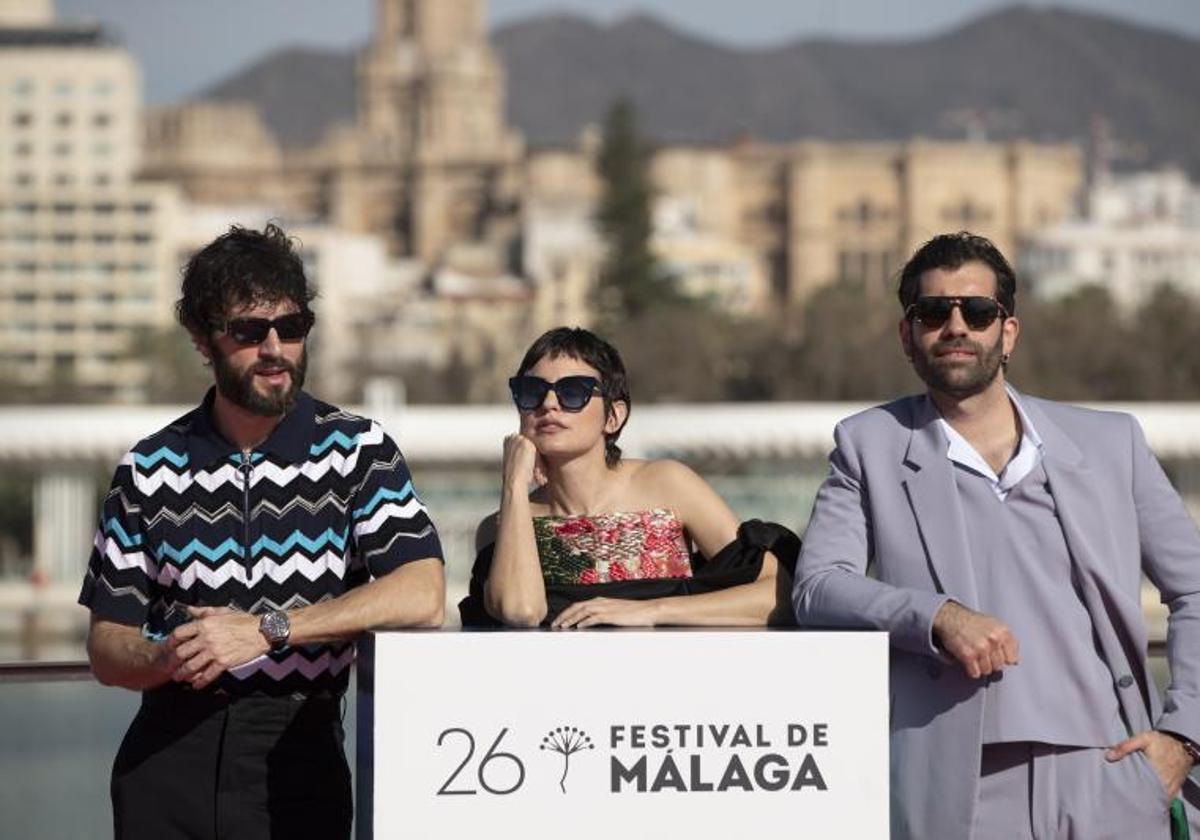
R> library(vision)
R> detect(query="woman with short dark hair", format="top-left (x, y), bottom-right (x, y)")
top-left (460, 327), bottom-right (796, 628)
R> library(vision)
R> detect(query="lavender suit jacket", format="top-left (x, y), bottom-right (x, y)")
top-left (793, 393), bottom-right (1200, 839)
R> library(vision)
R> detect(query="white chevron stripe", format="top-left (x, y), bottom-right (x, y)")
top-left (140, 491), bottom-right (352, 531)
top-left (155, 550), bottom-right (348, 591)
top-left (143, 500), bottom-right (242, 529)
top-left (362, 524), bottom-right (438, 561)
top-left (228, 647), bottom-right (355, 681)
top-left (108, 488), bottom-right (143, 517)
top-left (97, 577), bottom-right (152, 605)
top-left (243, 592), bottom-right (333, 615)
top-left (353, 497), bottom-right (429, 538)
top-left (357, 447), bottom-right (403, 490)
top-left (131, 449), bottom-right (377, 497)
top-left (251, 488), bottom-right (350, 520)
top-left (316, 409), bottom-right (364, 425)
top-left (101, 533), bottom-right (159, 576)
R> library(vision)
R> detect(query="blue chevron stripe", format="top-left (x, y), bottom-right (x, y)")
top-left (310, 430), bottom-right (361, 457)
top-left (352, 481), bottom-right (414, 520)
top-left (156, 536), bottom-right (243, 565)
top-left (103, 517), bottom-right (143, 548)
top-left (134, 447), bottom-right (189, 470)
top-left (250, 527), bottom-right (349, 558)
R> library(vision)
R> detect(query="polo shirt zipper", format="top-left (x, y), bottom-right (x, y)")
top-left (240, 449), bottom-right (253, 570)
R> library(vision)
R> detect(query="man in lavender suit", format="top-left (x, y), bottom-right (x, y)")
top-left (794, 232), bottom-right (1200, 839)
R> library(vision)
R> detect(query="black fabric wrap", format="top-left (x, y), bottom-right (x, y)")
top-left (457, 519), bottom-right (799, 628)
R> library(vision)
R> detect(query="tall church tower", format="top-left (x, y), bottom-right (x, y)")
top-left (358, 0), bottom-right (512, 167)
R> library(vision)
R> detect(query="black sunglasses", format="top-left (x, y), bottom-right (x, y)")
top-left (509, 375), bottom-right (602, 412)
top-left (219, 312), bottom-right (314, 345)
top-left (905, 296), bottom-right (1008, 331)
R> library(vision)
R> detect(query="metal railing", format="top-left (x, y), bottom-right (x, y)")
top-left (0, 639), bottom-right (1173, 684)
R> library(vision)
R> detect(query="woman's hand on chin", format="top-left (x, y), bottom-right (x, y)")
top-left (503, 432), bottom-right (545, 489)
top-left (551, 597), bottom-right (660, 629)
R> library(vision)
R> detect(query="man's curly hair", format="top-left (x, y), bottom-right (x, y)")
top-left (176, 223), bottom-right (316, 337)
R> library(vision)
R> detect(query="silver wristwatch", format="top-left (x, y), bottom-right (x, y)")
top-left (258, 610), bottom-right (291, 651)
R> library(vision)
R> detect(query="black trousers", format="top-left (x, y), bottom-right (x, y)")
top-left (111, 685), bottom-right (352, 840)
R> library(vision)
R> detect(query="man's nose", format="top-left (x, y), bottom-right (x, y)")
top-left (258, 328), bottom-right (283, 355)
top-left (941, 305), bottom-right (970, 336)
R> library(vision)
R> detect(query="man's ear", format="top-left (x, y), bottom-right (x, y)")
top-left (189, 330), bottom-right (213, 364)
top-left (898, 317), bottom-right (914, 362)
top-left (605, 400), bottom-right (629, 435)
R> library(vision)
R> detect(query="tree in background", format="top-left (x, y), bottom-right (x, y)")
top-left (593, 97), bottom-right (677, 328)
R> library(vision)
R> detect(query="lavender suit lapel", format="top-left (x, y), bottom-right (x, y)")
top-left (900, 398), bottom-right (980, 609)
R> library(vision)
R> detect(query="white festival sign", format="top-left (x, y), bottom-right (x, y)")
top-left (360, 630), bottom-right (888, 840)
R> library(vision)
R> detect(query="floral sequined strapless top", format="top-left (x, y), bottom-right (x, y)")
top-left (533, 508), bottom-right (694, 586)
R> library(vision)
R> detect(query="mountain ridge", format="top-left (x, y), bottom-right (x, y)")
top-left (194, 5), bottom-right (1200, 173)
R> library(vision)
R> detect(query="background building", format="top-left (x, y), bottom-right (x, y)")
top-left (143, 0), bottom-right (1086, 332)
top-left (1023, 168), bottom-right (1200, 308)
top-left (0, 0), bottom-right (181, 399)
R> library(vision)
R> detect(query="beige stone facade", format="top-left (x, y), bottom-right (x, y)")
top-left (141, 0), bottom-right (1084, 335)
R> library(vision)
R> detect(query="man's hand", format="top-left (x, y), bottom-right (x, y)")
top-left (1107, 731), bottom-right (1194, 799)
top-left (551, 598), bottom-right (660, 629)
top-left (168, 606), bottom-right (269, 690)
top-left (932, 600), bottom-right (1019, 679)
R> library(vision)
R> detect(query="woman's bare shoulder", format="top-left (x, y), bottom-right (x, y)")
top-left (628, 458), bottom-right (703, 489)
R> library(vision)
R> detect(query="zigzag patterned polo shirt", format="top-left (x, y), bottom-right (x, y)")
top-left (79, 388), bottom-right (443, 696)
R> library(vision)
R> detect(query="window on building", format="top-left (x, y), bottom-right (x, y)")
top-left (93, 174), bottom-right (111, 187)
top-left (11, 79), bottom-right (33, 96)
top-left (52, 203), bottom-right (76, 215)
top-left (54, 81), bottom-right (73, 96)
top-left (12, 112), bottom-right (32, 127)
top-left (52, 323), bottom-right (75, 334)
top-left (13, 173), bottom-right (33, 187)
top-left (53, 174), bottom-right (75, 186)
top-left (92, 113), bottom-right (112, 128)
top-left (13, 142), bottom-right (32, 157)
top-left (53, 292), bottom-right (76, 304)
top-left (54, 112), bottom-right (73, 128)
top-left (93, 202), bottom-right (116, 215)
top-left (131, 232), bottom-right (153, 244)
top-left (53, 142), bottom-right (72, 157)
top-left (93, 232), bottom-right (116, 245)
top-left (132, 202), bottom-right (152, 215)
top-left (14, 292), bottom-right (36, 304)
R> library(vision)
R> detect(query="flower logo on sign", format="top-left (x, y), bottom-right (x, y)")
top-left (539, 726), bottom-right (595, 793)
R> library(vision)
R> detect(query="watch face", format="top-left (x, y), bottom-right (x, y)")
top-left (260, 610), bottom-right (289, 646)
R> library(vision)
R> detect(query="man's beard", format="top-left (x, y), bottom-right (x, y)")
top-left (212, 346), bottom-right (307, 417)
top-left (911, 330), bottom-right (1004, 400)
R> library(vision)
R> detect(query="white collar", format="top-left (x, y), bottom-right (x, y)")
top-left (934, 385), bottom-right (1044, 500)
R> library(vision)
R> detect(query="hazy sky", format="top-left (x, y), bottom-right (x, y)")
top-left (54, 0), bottom-right (1200, 105)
